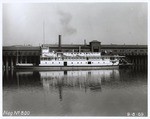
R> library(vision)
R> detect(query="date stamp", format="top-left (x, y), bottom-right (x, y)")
top-left (127, 112), bottom-right (145, 117)
top-left (3, 110), bottom-right (30, 116)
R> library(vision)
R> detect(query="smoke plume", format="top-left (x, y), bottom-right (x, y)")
top-left (58, 10), bottom-right (77, 36)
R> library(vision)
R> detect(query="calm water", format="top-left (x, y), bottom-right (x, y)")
top-left (3, 66), bottom-right (147, 116)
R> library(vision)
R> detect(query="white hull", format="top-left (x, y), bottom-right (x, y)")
top-left (15, 65), bottom-right (119, 71)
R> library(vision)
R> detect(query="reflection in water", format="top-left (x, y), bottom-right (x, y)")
top-left (40, 70), bottom-right (120, 101)
top-left (3, 66), bottom-right (147, 116)
top-left (3, 71), bottom-right (41, 88)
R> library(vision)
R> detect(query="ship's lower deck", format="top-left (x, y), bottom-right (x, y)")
top-left (39, 59), bottom-right (119, 66)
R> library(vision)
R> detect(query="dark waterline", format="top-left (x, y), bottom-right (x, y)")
top-left (3, 66), bottom-right (147, 116)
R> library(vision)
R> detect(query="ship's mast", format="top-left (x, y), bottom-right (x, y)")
top-left (43, 20), bottom-right (45, 45)
top-left (17, 49), bottom-right (18, 64)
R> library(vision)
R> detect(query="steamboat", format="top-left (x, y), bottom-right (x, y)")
top-left (15, 46), bottom-right (127, 71)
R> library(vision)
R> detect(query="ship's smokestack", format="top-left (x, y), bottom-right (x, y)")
top-left (58, 35), bottom-right (61, 51)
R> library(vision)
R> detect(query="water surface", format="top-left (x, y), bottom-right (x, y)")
top-left (3, 66), bottom-right (147, 116)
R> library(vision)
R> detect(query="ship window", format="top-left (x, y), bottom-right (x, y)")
top-left (88, 61), bottom-right (91, 64)
top-left (59, 62), bottom-right (60, 64)
top-left (81, 62), bottom-right (82, 64)
top-left (52, 62), bottom-right (54, 64)
top-left (77, 62), bottom-right (79, 64)
top-left (71, 62), bottom-right (73, 64)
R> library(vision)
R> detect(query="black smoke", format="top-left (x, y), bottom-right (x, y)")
top-left (58, 10), bottom-right (77, 36)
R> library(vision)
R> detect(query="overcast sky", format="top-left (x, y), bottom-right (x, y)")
top-left (3, 3), bottom-right (147, 46)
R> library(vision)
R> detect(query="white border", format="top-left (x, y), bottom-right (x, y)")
top-left (0, 0), bottom-right (149, 119)
top-left (1, 0), bottom-right (150, 3)
top-left (0, 0), bottom-right (2, 119)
